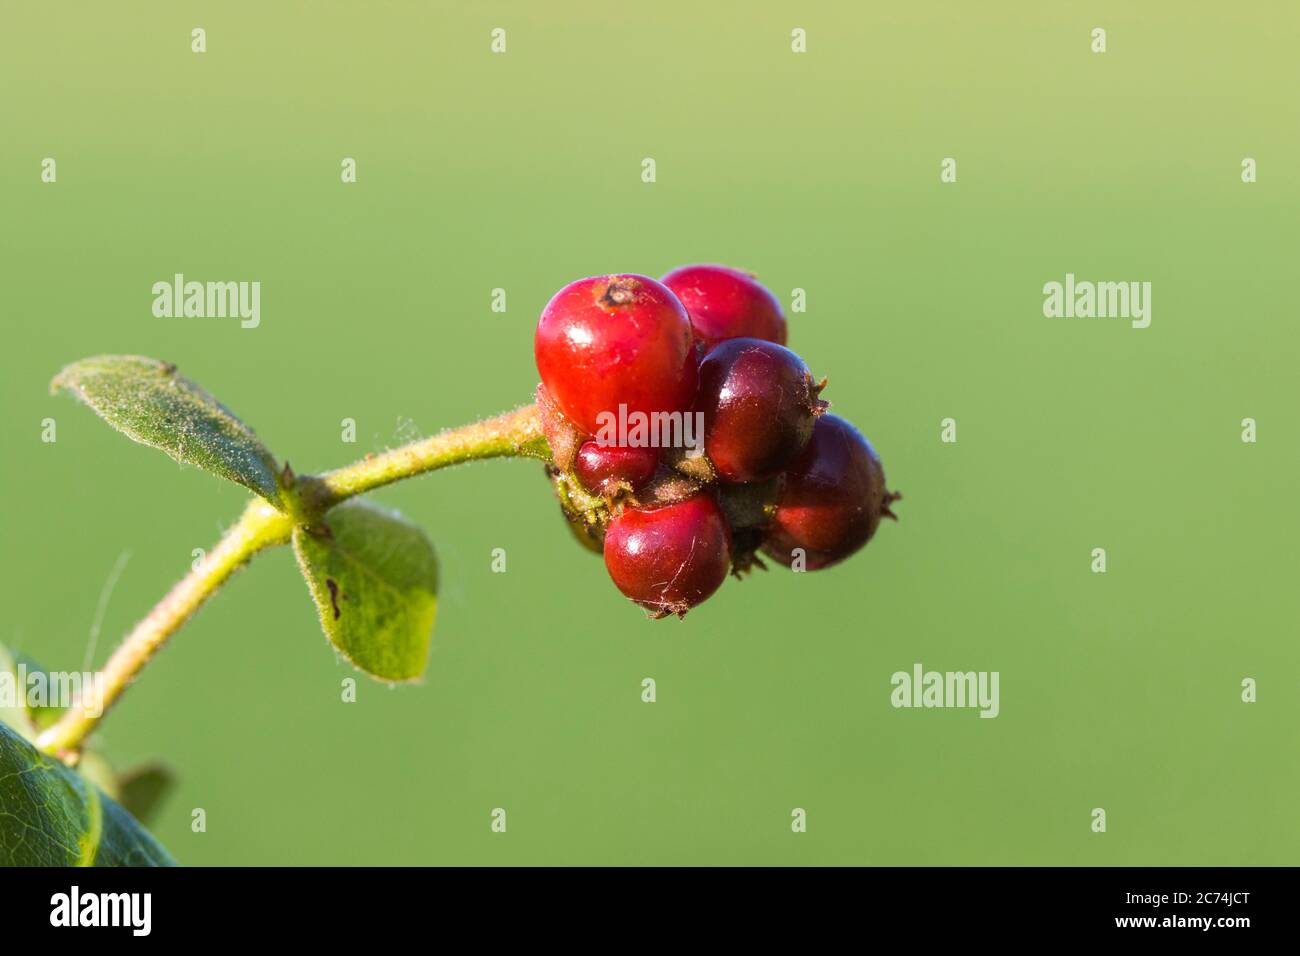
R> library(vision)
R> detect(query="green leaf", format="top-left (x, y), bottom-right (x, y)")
top-left (0, 646), bottom-right (176, 863)
top-left (117, 763), bottom-right (176, 827)
top-left (0, 720), bottom-right (176, 866)
top-left (76, 750), bottom-right (122, 799)
top-left (2, 650), bottom-right (69, 734)
top-left (293, 499), bottom-right (438, 682)
top-left (51, 355), bottom-right (282, 507)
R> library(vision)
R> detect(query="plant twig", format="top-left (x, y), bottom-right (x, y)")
top-left (37, 403), bottom-right (547, 758)
top-left (37, 501), bottom-right (292, 757)
top-left (305, 403), bottom-right (547, 512)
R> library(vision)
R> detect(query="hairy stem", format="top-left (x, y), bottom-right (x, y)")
top-left (36, 501), bottom-right (292, 756)
top-left (305, 403), bottom-right (547, 512)
top-left (38, 403), bottom-right (546, 757)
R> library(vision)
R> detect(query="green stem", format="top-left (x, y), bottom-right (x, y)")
top-left (305, 403), bottom-right (548, 512)
top-left (36, 501), bottom-right (292, 756)
top-left (37, 403), bottom-right (546, 758)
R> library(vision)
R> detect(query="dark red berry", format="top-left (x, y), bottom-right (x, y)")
top-left (604, 494), bottom-right (732, 617)
top-left (697, 338), bottom-right (826, 483)
top-left (762, 414), bottom-right (897, 570)
top-left (661, 264), bottom-right (787, 349)
top-left (574, 440), bottom-right (659, 496)
top-left (535, 274), bottom-right (698, 437)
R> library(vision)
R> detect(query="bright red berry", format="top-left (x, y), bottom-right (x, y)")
top-left (696, 338), bottom-right (826, 483)
top-left (762, 414), bottom-right (897, 570)
top-left (661, 264), bottom-right (787, 349)
top-left (574, 440), bottom-right (659, 496)
top-left (535, 275), bottom-right (698, 437)
top-left (603, 494), bottom-right (732, 617)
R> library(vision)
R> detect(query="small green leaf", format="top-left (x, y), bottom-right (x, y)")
top-left (52, 355), bottom-right (282, 507)
top-left (117, 763), bottom-right (176, 827)
top-left (293, 499), bottom-right (438, 682)
top-left (2, 650), bottom-right (68, 733)
top-left (0, 720), bottom-right (176, 866)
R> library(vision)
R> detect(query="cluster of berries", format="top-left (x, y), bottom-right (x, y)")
top-left (534, 264), bottom-right (898, 618)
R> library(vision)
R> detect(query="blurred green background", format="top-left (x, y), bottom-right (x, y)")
top-left (2, 2), bottom-right (1297, 865)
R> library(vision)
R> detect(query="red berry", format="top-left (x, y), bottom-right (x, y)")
top-left (661, 264), bottom-right (787, 349)
top-left (604, 494), bottom-right (732, 617)
top-left (762, 414), bottom-right (896, 570)
top-left (696, 338), bottom-right (826, 483)
top-left (535, 275), bottom-right (698, 436)
top-left (574, 440), bottom-right (659, 496)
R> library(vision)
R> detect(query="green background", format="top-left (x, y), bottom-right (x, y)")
top-left (2, 2), bottom-right (1296, 865)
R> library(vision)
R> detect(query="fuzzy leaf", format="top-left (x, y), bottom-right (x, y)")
top-left (51, 355), bottom-right (282, 507)
top-left (0, 720), bottom-right (176, 866)
top-left (293, 500), bottom-right (438, 682)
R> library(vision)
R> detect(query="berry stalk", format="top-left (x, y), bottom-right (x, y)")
top-left (304, 403), bottom-right (548, 513)
top-left (37, 404), bottom-right (549, 759)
